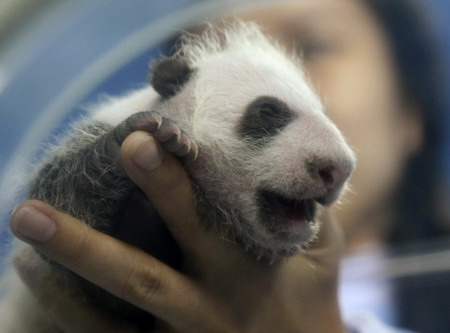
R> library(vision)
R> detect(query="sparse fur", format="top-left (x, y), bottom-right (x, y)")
top-left (0, 22), bottom-right (355, 331)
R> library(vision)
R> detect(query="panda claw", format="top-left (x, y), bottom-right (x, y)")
top-left (145, 111), bottom-right (163, 130)
top-left (133, 111), bottom-right (163, 133)
top-left (162, 131), bottom-right (199, 160)
top-left (162, 132), bottom-right (188, 154)
top-left (153, 118), bottom-right (181, 143)
top-left (189, 140), bottom-right (199, 160)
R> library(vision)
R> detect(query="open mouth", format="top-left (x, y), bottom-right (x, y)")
top-left (260, 190), bottom-right (317, 224)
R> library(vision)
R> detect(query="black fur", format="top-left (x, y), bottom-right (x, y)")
top-left (238, 96), bottom-right (293, 145)
top-left (150, 57), bottom-right (194, 98)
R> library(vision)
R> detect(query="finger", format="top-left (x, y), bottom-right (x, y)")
top-left (13, 247), bottom-right (139, 333)
top-left (120, 131), bottom-right (217, 254)
top-left (9, 201), bottom-right (224, 332)
top-left (302, 208), bottom-right (344, 275)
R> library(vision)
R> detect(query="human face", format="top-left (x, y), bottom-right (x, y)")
top-left (238, 0), bottom-right (423, 250)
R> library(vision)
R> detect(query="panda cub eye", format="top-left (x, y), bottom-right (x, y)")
top-left (238, 96), bottom-right (293, 145)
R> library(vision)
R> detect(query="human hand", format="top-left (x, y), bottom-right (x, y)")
top-left (10, 131), bottom-right (345, 332)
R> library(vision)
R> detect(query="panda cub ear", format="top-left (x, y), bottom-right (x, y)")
top-left (150, 57), bottom-right (194, 98)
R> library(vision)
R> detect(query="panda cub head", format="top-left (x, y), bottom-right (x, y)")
top-left (151, 22), bottom-right (356, 260)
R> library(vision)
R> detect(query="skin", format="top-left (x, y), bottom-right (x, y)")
top-left (239, 0), bottom-right (423, 251)
top-left (8, 0), bottom-right (424, 330)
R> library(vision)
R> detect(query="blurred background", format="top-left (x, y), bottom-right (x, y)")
top-left (0, 0), bottom-right (449, 332)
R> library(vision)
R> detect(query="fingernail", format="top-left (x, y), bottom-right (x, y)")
top-left (10, 206), bottom-right (56, 242)
top-left (131, 137), bottom-right (162, 171)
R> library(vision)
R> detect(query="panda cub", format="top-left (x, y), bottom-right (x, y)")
top-left (2, 21), bottom-right (355, 330)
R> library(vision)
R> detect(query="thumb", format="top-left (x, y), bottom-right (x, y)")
top-left (303, 208), bottom-right (344, 275)
top-left (120, 131), bottom-right (213, 255)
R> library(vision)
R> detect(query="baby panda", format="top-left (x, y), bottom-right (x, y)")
top-left (1, 22), bottom-right (355, 331)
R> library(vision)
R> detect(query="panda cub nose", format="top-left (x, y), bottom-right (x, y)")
top-left (319, 167), bottom-right (346, 192)
top-left (313, 163), bottom-right (352, 205)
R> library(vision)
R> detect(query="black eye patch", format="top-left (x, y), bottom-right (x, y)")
top-left (237, 96), bottom-right (293, 145)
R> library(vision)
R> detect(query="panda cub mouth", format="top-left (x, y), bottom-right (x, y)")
top-left (260, 190), bottom-right (317, 224)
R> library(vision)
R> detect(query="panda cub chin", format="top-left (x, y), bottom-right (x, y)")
top-left (1, 21), bottom-right (355, 331)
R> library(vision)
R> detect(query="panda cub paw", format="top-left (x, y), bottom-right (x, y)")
top-left (112, 110), bottom-right (198, 160)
